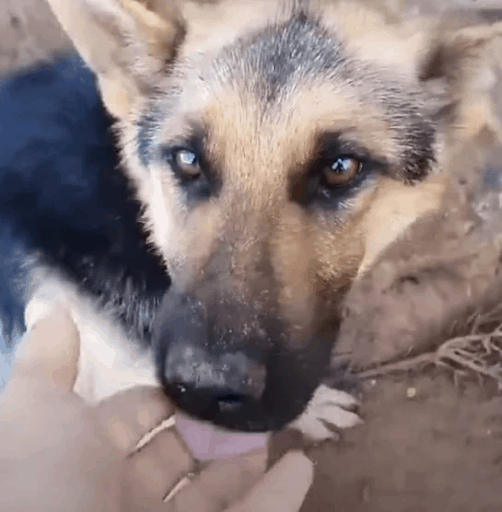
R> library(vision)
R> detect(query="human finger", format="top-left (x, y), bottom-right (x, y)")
top-left (121, 422), bottom-right (195, 510)
top-left (8, 304), bottom-right (80, 394)
top-left (225, 451), bottom-right (314, 512)
top-left (94, 386), bottom-right (176, 452)
top-left (157, 448), bottom-right (267, 512)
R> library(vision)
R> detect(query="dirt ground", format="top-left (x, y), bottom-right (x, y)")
top-left (3, 1), bottom-right (502, 511)
top-left (292, 372), bottom-right (502, 511)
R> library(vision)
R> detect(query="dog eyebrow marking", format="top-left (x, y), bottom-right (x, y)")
top-left (318, 132), bottom-right (383, 164)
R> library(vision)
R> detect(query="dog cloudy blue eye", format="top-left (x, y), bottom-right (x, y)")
top-left (174, 149), bottom-right (201, 178)
top-left (178, 150), bottom-right (197, 166)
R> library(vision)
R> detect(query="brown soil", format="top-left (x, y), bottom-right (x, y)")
top-left (0, 0), bottom-right (72, 74)
top-left (3, 1), bottom-right (502, 511)
top-left (270, 368), bottom-right (502, 512)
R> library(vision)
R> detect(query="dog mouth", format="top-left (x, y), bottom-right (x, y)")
top-left (175, 410), bottom-right (270, 460)
top-left (162, 378), bottom-right (299, 432)
top-left (154, 333), bottom-right (330, 434)
top-left (152, 289), bottom-right (334, 434)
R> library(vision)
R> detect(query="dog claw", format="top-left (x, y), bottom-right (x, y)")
top-left (288, 384), bottom-right (363, 442)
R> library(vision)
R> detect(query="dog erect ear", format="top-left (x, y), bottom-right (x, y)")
top-left (46, 0), bottom-right (186, 118)
top-left (418, 9), bottom-right (502, 147)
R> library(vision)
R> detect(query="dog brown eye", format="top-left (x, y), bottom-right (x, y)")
top-left (174, 149), bottom-right (201, 179)
top-left (323, 156), bottom-right (362, 187)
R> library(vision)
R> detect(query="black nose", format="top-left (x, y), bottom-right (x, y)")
top-left (161, 339), bottom-right (266, 419)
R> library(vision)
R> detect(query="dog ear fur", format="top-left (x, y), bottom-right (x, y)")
top-left (419, 11), bottom-right (502, 149)
top-left (45, 0), bottom-right (186, 118)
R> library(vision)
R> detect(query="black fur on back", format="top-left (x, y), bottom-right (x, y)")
top-left (0, 56), bottom-right (170, 358)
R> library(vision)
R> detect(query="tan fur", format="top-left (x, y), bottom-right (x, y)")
top-left (320, 0), bottom-right (427, 75)
top-left (357, 175), bottom-right (448, 273)
top-left (46, 0), bottom-right (184, 118)
top-left (179, 0), bottom-right (288, 58)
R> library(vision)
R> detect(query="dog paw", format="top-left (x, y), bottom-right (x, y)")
top-left (288, 384), bottom-right (362, 442)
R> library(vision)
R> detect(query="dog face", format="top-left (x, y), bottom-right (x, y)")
top-left (46, 0), bottom-right (502, 431)
top-left (136, 10), bottom-right (440, 432)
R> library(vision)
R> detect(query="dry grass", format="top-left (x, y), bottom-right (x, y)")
top-left (358, 304), bottom-right (502, 387)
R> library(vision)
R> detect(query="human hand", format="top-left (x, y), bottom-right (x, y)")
top-left (0, 306), bottom-right (314, 512)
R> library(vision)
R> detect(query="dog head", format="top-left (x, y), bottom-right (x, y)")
top-left (46, 0), bottom-right (502, 431)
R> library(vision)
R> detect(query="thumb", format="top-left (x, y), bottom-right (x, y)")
top-left (11, 304), bottom-right (80, 392)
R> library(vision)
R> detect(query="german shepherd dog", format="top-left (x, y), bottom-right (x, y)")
top-left (1, 0), bottom-right (502, 439)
